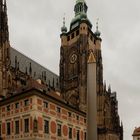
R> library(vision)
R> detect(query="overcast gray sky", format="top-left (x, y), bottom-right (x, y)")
top-left (7, 0), bottom-right (140, 140)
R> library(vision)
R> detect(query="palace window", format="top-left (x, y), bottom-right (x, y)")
top-left (90, 35), bottom-right (93, 41)
top-left (15, 120), bottom-right (19, 134)
top-left (67, 36), bottom-right (70, 41)
top-left (76, 115), bottom-right (79, 121)
top-left (84, 132), bottom-right (87, 140)
top-left (77, 130), bottom-right (80, 140)
top-left (44, 120), bottom-right (49, 134)
top-left (71, 33), bottom-right (75, 39)
top-left (57, 107), bottom-right (61, 113)
top-left (57, 124), bottom-right (61, 137)
top-left (7, 122), bottom-right (11, 135)
top-left (68, 112), bottom-right (72, 117)
top-left (76, 30), bottom-right (79, 36)
top-left (24, 118), bottom-right (29, 133)
top-left (0, 123), bottom-right (1, 136)
top-left (7, 105), bottom-right (10, 111)
top-left (69, 127), bottom-right (72, 139)
top-left (24, 99), bottom-right (29, 106)
top-left (84, 118), bottom-right (86, 123)
top-left (44, 101), bottom-right (48, 108)
top-left (15, 102), bottom-right (19, 109)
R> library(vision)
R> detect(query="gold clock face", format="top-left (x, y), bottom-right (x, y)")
top-left (70, 53), bottom-right (77, 63)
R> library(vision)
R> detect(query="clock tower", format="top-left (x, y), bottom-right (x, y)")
top-left (60, 0), bottom-right (103, 112)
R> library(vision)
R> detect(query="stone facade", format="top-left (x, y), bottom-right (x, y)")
top-left (0, 87), bottom-right (86, 140)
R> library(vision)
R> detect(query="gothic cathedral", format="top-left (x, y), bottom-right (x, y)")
top-left (0, 0), bottom-right (123, 140)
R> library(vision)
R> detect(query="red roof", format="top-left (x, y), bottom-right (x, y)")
top-left (132, 127), bottom-right (140, 136)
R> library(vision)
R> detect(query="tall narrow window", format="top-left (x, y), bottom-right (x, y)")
top-left (15, 120), bottom-right (19, 134)
top-left (24, 118), bottom-right (29, 133)
top-left (15, 102), bottom-right (19, 109)
top-left (68, 112), bottom-right (72, 117)
top-left (0, 123), bottom-right (1, 136)
top-left (84, 132), bottom-right (87, 140)
top-left (57, 124), bottom-right (61, 137)
top-left (76, 115), bottom-right (79, 121)
top-left (44, 120), bottom-right (49, 134)
top-left (44, 102), bottom-right (48, 108)
top-left (7, 122), bottom-right (11, 135)
top-left (77, 130), bottom-right (80, 140)
top-left (24, 99), bottom-right (29, 106)
top-left (69, 127), bottom-right (72, 139)
top-left (7, 105), bottom-right (10, 111)
top-left (57, 107), bottom-right (61, 113)
top-left (76, 30), bottom-right (79, 36)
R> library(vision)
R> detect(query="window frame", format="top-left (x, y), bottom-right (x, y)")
top-left (44, 101), bottom-right (48, 108)
top-left (15, 120), bottom-right (20, 134)
top-left (69, 127), bottom-right (72, 139)
top-left (44, 120), bottom-right (49, 134)
top-left (57, 124), bottom-right (62, 137)
top-left (56, 106), bottom-right (61, 113)
top-left (6, 122), bottom-right (11, 135)
top-left (24, 118), bottom-right (29, 133)
top-left (77, 130), bottom-right (80, 140)
top-left (0, 123), bottom-right (1, 136)
top-left (7, 105), bottom-right (10, 112)
top-left (24, 99), bottom-right (29, 106)
top-left (15, 102), bottom-right (20, 109)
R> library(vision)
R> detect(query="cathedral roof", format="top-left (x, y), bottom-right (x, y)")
top-left (10, 47), bottom-right (59, 88)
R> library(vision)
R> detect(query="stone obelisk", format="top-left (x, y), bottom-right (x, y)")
top-left (87, 50), bottom-right (97, 140)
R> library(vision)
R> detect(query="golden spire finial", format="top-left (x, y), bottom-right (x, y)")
top-left (63, 13), bottom-right (66, 27)
top-left (61, 13), bottom-right (67, 33)
top-left (96, 18), bottom-right (99, 31)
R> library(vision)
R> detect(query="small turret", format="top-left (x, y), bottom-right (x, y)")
top-left (60, 15), bottom-right (68, 47)
top-left (95, 19), bottom-right (101, 37)
top-left (61, 16), bottom-right (67, 34)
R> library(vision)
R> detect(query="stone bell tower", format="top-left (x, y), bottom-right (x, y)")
top-left (60, 0), bottom-right (103, 112)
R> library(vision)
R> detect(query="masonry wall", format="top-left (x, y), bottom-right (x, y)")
top-left (0, 93), bottom-right (87, 140)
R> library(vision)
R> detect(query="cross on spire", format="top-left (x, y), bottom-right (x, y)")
top-left (95, 18), bottom-right (101, 37)
top-left (96, 18), bottom-right (99, 31)
top-left (63, 13), bottom-right (66, 27)
top-left (61, 13), bottom-right (67, 33)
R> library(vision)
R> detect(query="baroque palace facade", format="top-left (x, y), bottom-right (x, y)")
top-left (0, 0), bottom-right (123, 140)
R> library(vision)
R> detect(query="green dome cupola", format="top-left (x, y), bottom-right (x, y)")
top-left (70, 0), bottom-right (92, 30)
top-left (74, 0), bottom-right (87, 17)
